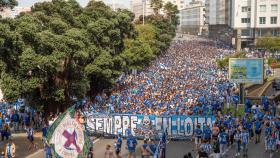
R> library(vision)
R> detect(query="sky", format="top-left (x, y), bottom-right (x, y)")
top-left (18, 0), bottom-right (131, 8)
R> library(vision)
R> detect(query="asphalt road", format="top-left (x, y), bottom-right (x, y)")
top-left (27, 135), bottom-right (280, 158)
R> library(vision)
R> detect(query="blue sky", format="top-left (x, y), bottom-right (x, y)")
top-left (18, 0), bottom-right (131, 8)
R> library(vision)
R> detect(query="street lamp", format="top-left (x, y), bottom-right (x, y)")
top-left (142, 0), bottom-right (146, 25)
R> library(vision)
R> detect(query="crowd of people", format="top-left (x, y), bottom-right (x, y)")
top-left (86, 39), bottom-right (235, 116)
top-left (0, 36), bottom-right (279, 158)
top-left (0, 104), bottom-right (48, 157)
top-left (196, 101), bottom-right (280, 158)
top-left (98, 37), bottom-right (280, 158)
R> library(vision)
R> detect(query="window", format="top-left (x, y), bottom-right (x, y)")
top-left (260, 5), bottom-right (266, 12)
top-left (241, 18), bottom-right (251, 23)
top-left (272, 29), bottom-right (278, 36)
top-left (242, 7), bottom-right (251, 12)
top-left (259, 17), bottom-right (266, 24)
top-left (271, 4), bottom-right (278, 12)
top-left (248, 7), bottom-right (251, 12)
top-left (271, 17), bottom-right (277, 24)
top-left (241, 29), bottom-right (251, 36)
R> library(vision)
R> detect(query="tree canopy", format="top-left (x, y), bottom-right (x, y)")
top-left (0, 0), bottom-right (178, 113)
top-left (150, 0), bottom-right (163, 15)
top-left (0, 0), bottom-right (18, 10)
top-left (256, 36), bottom-right (280, 51)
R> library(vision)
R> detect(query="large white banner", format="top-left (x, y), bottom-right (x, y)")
top-left (86, 113), bottom-right (215, 138)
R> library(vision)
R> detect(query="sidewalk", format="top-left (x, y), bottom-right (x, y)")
top-left (0, 132), bottom-right (44, 158)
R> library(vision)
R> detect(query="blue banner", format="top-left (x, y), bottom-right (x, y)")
top-left (85, 113), bottom-right (215, 138)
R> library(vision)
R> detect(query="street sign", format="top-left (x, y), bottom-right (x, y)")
top-left (229, 58), bottom-right (264, 84)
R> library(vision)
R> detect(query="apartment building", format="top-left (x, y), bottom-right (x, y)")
top-left (205, 0), bottom-right (233, 44)
top-left (231, 0), bottom-right (280, 49)
top-left (132, 0), bottom-right (154, 20)
top-left (0, 7), bottom-right (31, 18)
top-left (206, 0), bottom-right (280, 49)
top-left (179, 1), bottom-right (207, 35)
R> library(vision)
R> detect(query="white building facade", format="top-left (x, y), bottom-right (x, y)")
top-left (231, 0), bottom-right (280, 48)
top-left (179, 1), bottom-right (206, 35)
top-left (0, 7), bottom-right (31, 18)
top-left (132, 0), bottom-right (154, 20)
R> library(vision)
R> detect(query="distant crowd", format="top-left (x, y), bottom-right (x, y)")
top-left (84, 39), bottom-right (235, 116)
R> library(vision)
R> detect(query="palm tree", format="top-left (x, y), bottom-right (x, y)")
top-left (150, 0), bottom-right (163, 15)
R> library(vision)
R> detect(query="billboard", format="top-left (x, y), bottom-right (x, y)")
top-left (85, 113), bottom-right (215, 139)
top-left (229, 58), bottom-right (264, 84)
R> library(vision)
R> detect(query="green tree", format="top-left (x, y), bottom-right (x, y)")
top-left (163, 2), bottom-right (179, 23)
top-left (0, 0), bottom-right (178, 113)
top-left (0, 0), bottom-right (134, 113)
top-left (0, 0), bottom-right (17, 11)
top-left (256, 36), bottom-right (280, 51)
top-left (150, 0), bottom-right (163, 15)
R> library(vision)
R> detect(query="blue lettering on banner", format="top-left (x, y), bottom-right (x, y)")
top-left (86, 113), bottom-right (215, 138)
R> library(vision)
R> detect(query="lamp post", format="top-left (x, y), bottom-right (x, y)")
top-left (113, 0), bottom-right (116, 11)
top-left (142, 0), bottom-right (146, 25)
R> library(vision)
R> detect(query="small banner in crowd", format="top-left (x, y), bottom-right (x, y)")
top-left (154, 130), bottom-right (167, 158)
top-left (47, 107), bottom-right (91, 158)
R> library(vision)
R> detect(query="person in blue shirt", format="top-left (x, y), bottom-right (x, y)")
top-left (126, 134), bottom-right (137, 158)
top-left (5, 141), bottom-right (15, 158)
top-left (115, 134), bottom-right (122, 156)
top-left (267, 134), bottom-right (276, 158)
top-left (125, 126), bottom-right (132, 137)
top-left (240, 128), bottom-right (249, 157)
top-left (140, 139), bottom-right (150, 158)
top-left (44, 142), bottom-right (52, 158)
top-left (234, 128), bottom-right (241, 157)
top-left (148, 140), bottom-right (157, 156)
top-left (27, 124), bottom-right (37, 150)
top-left (5, 115), bottom-right (10, 127)
top-left (245, 120), bottom-right (253, 139)
top-left (203, 125), bottom-right (212, 143)
top-left (0, 117), bottom-right (3, 130)
top-left (11, 112), bottom-right (19, 132)
top-left (24, 113), bottom-right (31, 128)
top-left (194, 125), bottom-right (203, 150)
top-left (42, 122), bottom-right (48, 146)
top-left (254, 119), bottom-right (262, 144)
top-left (265, 123), bottom-right (272, 152)
top-left (202, 140), bottom-right (212, 157)
top-left (257, 111), bottom-right (265, 121)
top-left (218, 129), bottom-right (228, 156)
top-left (263, 101), bottom-right (269, 112)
